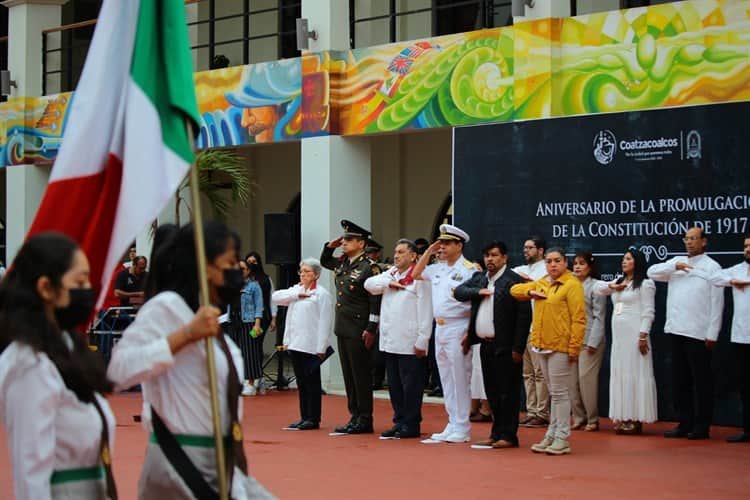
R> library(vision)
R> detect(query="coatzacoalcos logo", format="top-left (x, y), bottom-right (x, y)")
top-left (593, 130), bottom-right (617, 165)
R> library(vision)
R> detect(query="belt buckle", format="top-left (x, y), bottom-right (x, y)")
top-left (436, 318), bottom-right (446, 326)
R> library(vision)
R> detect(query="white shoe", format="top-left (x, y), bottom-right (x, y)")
top-left (241, 382), bottom-right (256, 396)
top-left (445, 432), bottom-right (471, 443)
top-left (430, 427), bottom-right (452, 441)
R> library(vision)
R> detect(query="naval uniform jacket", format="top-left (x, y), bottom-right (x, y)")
top-left (454, 269), bottom-right (532, 355)
top-left (320, 246), bottom-right (382, 338)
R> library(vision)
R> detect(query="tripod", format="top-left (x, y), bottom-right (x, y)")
top-left (262, 262), bottom-right (298, 389)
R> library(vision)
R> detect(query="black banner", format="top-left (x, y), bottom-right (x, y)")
top-left (453, 102), bottom-right (749, 426)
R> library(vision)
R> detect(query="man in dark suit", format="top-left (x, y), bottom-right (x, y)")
top-left (321, 220), bottom-right (382, 434)
top-left (455, 240), bottom-right (531, 448)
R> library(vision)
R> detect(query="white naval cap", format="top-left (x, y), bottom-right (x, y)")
top-left (437, 224), bottom-right (470, 243)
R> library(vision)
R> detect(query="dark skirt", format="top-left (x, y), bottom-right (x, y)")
top-left (226, 312), bottom-right (264, 381)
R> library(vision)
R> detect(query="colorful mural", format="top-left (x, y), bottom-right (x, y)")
top-left (194, 58), bottom-right (304, 148)
top-left (2, 0), bottom-right (749, 166)
top-left (553, 0), bottom-right (750, 116)
top-left (0, 94), bottom-right (71, 167)
top-left (329, 28), bottom-right (515, 134)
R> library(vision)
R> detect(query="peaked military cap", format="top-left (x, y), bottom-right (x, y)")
top-left (437, 223), bottom-right (470, 243)
top-left (341, 219), bottom-right (371, 240)
top-left (365, 238), bottom-right (383, 253)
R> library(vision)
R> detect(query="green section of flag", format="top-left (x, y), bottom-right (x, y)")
top-left (130, 0), bottom-right (200, 164)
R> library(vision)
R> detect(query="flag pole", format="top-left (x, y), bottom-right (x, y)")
top-left (186, 124), bottom-right (230, 500)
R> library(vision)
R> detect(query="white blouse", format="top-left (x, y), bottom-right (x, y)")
top-left (107, 291), bottom-right (244, 435)
top-left (272, 283), bottom-right (332, 355)
top-left (0, 341), bottom-right (115, 500)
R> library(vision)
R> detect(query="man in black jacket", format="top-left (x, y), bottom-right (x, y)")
top-left (455, 241), bottom-right (531, 448)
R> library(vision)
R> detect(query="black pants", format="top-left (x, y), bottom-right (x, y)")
top-left (337, 336), bottom-right (374, 423)
top-left (671, 334), bottom-right (713, 433)
top-left (371, 346), bottom-right (386, 387)
top-left (480, 343), bottom-right (522, 445)
top-left (384, 352), bottom-right (426, 433)
top-left (289, 350), bottom-right (322, 423)
top-left (735, 343), bottom-right (750, 432)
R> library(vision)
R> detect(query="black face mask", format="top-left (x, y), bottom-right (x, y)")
top-left (55, 288), bottom-right (96, 331)
top-left (217, 268), bottom-right (244, 304)
top-left (248, 262), bottom-right (261, 275)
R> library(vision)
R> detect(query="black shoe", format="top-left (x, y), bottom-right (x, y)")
top-left (395, 429), bottom-right (421, 439)
top-left (334, 421), bottom-right (355, 434)
top-left (428, 387), bottom-right (443, 397)
top-left (297, 420), bottom-right (320, 430)
top-left (664, 427), bottom-right (690, 438)
top-left (687, 431), bottom-right (710, 440)
top-left (348, 422), bottom-right (374, 434)
top-left (372, 382), bottom-right (384, 390)
top-left (380, 426), bottom-right (400, 439)
top-left (286, 420), bottom-right (304, 429)
top-left (726, 432), bottom-right (750, 443)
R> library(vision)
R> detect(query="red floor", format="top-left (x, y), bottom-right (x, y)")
top-left (2, 390), bottom-right (749, 499)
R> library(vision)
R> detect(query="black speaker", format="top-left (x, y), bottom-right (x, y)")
top-left (264, 212), bottom-right (299, 265)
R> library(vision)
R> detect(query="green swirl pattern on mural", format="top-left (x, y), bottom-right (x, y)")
top-left (558, 32), bottom-right (748, 116)
top-left (370, 34), bottom-right (514, 131)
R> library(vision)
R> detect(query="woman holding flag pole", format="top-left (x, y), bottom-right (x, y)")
top-left (108, 222), bottom-right (274, 499)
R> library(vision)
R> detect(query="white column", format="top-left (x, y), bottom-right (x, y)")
top-left (514, 0), bottom-right (570, 20)
top-left (5, 165), bottom-right (50, 262)
top-left (301, 136), bottom-right (371, 390)
top-left (3, 0), bottom-right (68, 97)
top-left (299, 0), bottom-right (363, 391)
top-left (3, 0), bottom-right (67, 263)
top-left (301, 0), bottom-right (350, 52)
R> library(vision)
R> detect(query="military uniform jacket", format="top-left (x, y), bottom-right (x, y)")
top-left (321, 245), bottom-right (382, 338)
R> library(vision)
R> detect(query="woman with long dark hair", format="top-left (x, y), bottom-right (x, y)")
top-left (107, 222), bottom-right (273, 499)
top-left (597, 248), bottom-right (657, 435)
top-left (244, 251), bottom-right (277, 393)
top-left (227, 259), bottom-right (263, 396)
top-left (0, 233), bottom-right (117, 499)
top-left (570, 251), bottom-right (607, 432)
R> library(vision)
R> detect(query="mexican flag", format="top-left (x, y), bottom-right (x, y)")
top-left (26, 0), bottom-right (199, 307)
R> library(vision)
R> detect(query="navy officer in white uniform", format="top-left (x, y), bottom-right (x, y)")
top-left (413, 224), bottom-right (477, 443)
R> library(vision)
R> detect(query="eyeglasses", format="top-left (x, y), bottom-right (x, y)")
top-left (298, 269), bottom-right (315, 275)
top-left (523, 245), bottom-right (536, 250)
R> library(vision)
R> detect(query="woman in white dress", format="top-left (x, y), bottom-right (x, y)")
top-left (108, 221), bottom-right (274, 499)
top-left (0, 233), bottom-right (117, 499)
top-left (597, 249), bottom-right (658, 435)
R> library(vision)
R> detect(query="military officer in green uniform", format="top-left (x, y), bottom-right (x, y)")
top-left (321, 220), bottom-right (382, 434)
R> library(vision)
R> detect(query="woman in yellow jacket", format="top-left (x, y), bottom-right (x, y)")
top-left (511, 247), bottom-right (586, 455)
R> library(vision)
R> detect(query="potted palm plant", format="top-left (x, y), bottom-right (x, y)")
top-left (174, 149), bottom-right (252, 224)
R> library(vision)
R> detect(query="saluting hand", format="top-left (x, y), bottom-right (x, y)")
top-left (327, 237), bottom-right (344, 249)
top-left (427, 240), bottom-right (442, 255)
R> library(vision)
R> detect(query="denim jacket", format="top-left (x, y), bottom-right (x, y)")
top-left (239, 279), bottom-right (263, 324)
